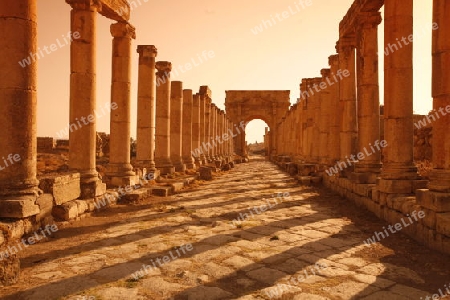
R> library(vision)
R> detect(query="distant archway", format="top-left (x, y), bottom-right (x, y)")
top-left (225, 91), bottom-right (290, 157)
top-left (245, 119), bottom-right (270, 156)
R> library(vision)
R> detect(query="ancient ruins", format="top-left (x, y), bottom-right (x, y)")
top-left (0, 0), bottom-right (449, 298)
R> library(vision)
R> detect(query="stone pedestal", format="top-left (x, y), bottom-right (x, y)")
top-left (106, 22), bottom-right (136, 187)
top-left (0, 0), bottom-right (40, 218)
top-left (381, 0), bottom-right (418, 181)
top-left (192, 94), bottom-right (203, 167)
top-left (155, 61), bottom-right (174, 175)
top-left (67, 0), bottom-right (104, 196)
top-left (182, 90), bottom-right (195, 169)
top-left (170, 81), bottom-right (186, 172)
top-left (136, 45), bottom-right (158, 173)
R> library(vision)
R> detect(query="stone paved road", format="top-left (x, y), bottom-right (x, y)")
top-left (1, 157), bottom-right (449, 300)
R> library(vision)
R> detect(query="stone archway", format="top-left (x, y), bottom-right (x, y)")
top-left (225, 91), bottom-right (290, 157)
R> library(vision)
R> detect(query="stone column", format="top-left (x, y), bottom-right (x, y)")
top-left (67, 0), bottom-right (105, 198)
top-left (352, 12), bottom-right (383, 183)
top-left (182, 89), bottom-right (195, 169)
top-left (429, 0), bottom-right (450, 192)
top-left (229, 120), bottom-right (235, 157)
top-left (319, 70), bottom-right (331, 166)
top-left (217, 110), bottom-right (224, 159)
top-left (300, 79), bottom-right (309, 160)
top-left (135, 45), bottom-right (158, 175)
top-left (210, 104), bottom-right (217, 161)
top-left (201, 88), bottom-right (212, 163)
top-left (170, 81), bottom-right (186, 172)
top-left (155, 61), bottom-right (175, 175)
top-left (0, 0), bottom-right (40, 217)
top-left (311, 78), bottom-right (322, 163)
top-left (381, 0), bottom-right (418, 181)
top-left (106, 22), bottom-right (136, 187)
top-left (337, 37), bottom-right (358, 175)
top-left (192, 94), bottom-right (202, 167)
top-left (328, 55), bottom-right (341, 165)
top-left (199, 92), bottom-right (207, 164)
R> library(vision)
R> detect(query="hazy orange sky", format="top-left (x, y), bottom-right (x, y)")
top-left (36, 0), bottom-right (433, 142)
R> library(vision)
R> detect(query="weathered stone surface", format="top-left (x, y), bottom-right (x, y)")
top-left (0, 253), bottom-right (20, 286)
top-left (199, 166), bottom-right (213, 181)
top-left (39, 173), bottom-right (81, 205)
top-left (0, 197), bottom-right (40, 218)
top-left (52, 201), bottom-right (78, 221)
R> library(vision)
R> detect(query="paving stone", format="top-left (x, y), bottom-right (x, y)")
top-left (246, 267), bottom-right (288, 285)
top-left (182, 286), bottom-right (234, 300)
top-left (325, 281), bottom-right (380, 299)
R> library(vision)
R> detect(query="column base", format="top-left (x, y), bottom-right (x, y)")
top-left (377, 178), bottom-right (429, 194)
top-left (134, 160), bottom-right (157, 173)
top-left (182, 156), bottom-right (196, 170)
top-left (106, 175), bottom-right (139, 188)
top-left (428, 170), bottom-right (450, 193)
top-left (381, 164), bottom-right (419, 180)
top-left (416, 189), bottom-right (450, 212)
top-left (171, 157), bottom-right (186, 172)
top-left (80, 179), bottom-right (106, 199)
top-left (349, 172), bottom-right (379, 184)
top-left (0, 195), bottom-right (40, 218)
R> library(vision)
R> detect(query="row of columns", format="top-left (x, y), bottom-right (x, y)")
top-left (0, 0), bottom-right (235, 218)
top-left (135, 55), bottom-right (235, 175)
top-left (277, 0), bottom-right (450, 196)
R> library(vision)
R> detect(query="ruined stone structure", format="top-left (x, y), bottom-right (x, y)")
top-left (1, 0), bottom-right (450, 286)
top-left (0, 0), bottom-right (235, 274)
top-left (272, 0), bottom-right (450, 255)
top-left (225, 91), bottom-right (290, 157)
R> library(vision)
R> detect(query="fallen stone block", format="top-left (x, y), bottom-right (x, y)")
top-left (199, 166), bottom-right (213, 181)
top-left (52, 201), bottom-right (78, 221)
top-left (151, 186), bottom-right (173, 197)
top-left (38, 173), bottom-right (81, 205)
top-left (120, 190), bottom-right (149, 203)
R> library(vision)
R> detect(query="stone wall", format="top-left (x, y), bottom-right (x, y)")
top-left (37, 137), bottom-right (55, 153)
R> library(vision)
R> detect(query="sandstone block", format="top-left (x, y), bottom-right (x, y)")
top-left (39, 173), bottom-right (81, 205)
top-left (436, 213), bottom-right (450, 237)
top-left (378, 179), bottom-right (413, 194)
top-left (199, 166), bottom-right (213, 181)
top-left (52, 201), bottom-right (78, 221)
top-left (416, 189), bottom-right (450, 212)
top-left (35, 194), bottom-right (54, 223)
top-left (0, 198), bottom-right (40, 218)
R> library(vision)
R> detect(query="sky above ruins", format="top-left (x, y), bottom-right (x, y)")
top-left (36, 0), bottom-right (432, 142)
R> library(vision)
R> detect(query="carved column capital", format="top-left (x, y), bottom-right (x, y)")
top-left (66, 0), bottom-right (101, 11)
top-left (336, 36), bottom-right (356, 55)
top-left (155, 61), bottom-right (172, 77)
top-left (137, 45), bottom-right (157, 58)
top-left (356, 12), bottom-right (382, 29)
top-left (111, 22), bottom-right (136, 39)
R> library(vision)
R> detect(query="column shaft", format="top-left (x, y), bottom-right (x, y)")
top-left (337, 38), bottom-right (358, 172)
top-left (155, 61), bottom-right (174, 175)
top-left (170, 81), bottom-right (186, 172)
top-left (107, 22), bottom-right (136, 186)
top-left (192, 94), bottom-right (202, 166)
top-left (68, 1), bottom-right (105, 198)
top-left (328, 55), bottom-right (341, 164)
top-left (0, 0), bottom-right (40, 217)
top-left (429, 0), bottom-right (450, 191)
top-left (354, 13), bottom-right (382, 181)
top-left (182, 90), bottom-right (195, 169)
top-left (136, 45), bottom-right (158, 172)
top-left (382, 0), bottom-right (417, 179)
